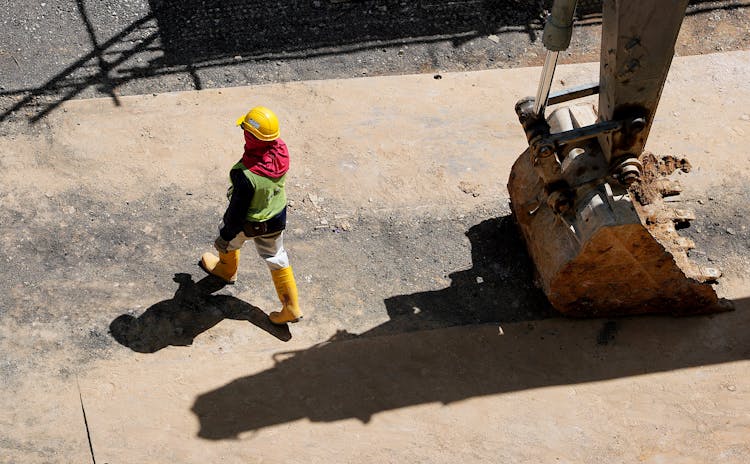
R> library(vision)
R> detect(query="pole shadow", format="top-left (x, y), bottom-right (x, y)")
top-left (109, 273), bottom-right (290, 353)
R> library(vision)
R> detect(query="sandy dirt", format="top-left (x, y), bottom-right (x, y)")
top-left (0, 52), bottom-right (749, 463)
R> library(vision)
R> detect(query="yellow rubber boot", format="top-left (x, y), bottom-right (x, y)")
top-left (269, 266), bottom-right (303, 324)
top-left (199, 250), bottom-right (240, 284)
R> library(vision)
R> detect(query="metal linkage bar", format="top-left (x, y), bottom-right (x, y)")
top-left (547, 83), bottom-right (600, 106)
top-left (546, 119), bottom-right (623, 147)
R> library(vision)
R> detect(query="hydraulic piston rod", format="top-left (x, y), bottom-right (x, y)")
top-left (533, 0), bottom-right (578, 117)
top-left (533, 51), bottom-right (560, 117)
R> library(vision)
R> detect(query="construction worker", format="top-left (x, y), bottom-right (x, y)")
top-left (199, 106), bottom-right (302, 325)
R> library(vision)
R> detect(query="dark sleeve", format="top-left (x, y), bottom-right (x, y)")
top-left (219, 169), bottom-right (254, 241)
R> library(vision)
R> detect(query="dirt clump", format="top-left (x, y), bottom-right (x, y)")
top-left (630, 152), bottom-right (724, 286)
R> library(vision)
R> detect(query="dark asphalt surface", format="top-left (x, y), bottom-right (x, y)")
top-left (1, 0), bottom-right (748, 130)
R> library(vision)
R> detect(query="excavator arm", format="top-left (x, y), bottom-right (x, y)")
top-left (508, 0), bottom-right (729, 316)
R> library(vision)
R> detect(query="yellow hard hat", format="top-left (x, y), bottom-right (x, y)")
top-left (235, 106), bottom-right (280, 141)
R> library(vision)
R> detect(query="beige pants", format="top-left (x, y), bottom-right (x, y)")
top-left (225, 230), bottom-right (290, 271)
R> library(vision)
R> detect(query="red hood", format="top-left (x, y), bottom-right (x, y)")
top-left (241, 132), bottom-right (290, 178)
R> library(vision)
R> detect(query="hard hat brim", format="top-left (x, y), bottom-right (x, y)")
top-left (235, 109), bottom-right (280, 141)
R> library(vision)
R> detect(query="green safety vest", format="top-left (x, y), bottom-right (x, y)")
top-left (229, 162), bottom-right (287, 222)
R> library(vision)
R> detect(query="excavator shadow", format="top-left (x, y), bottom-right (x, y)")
top-left (109, 273), bottom-right (290, 353)
top-left (373, 215), bottom-right (555, 336)
top-left (191, 215), bottom-right (749, 440)
top-left (192, 297), bottom-right (749, 440)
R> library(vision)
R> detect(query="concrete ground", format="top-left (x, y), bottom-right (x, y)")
top-left (1, 51), bottom-right (749, 463)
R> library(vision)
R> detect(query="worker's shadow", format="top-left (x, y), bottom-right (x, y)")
top-left (109, 273), bottom-right (290, 353)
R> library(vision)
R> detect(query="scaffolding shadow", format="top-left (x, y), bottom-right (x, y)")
top-left (1, 0), bottom-right (738, 125)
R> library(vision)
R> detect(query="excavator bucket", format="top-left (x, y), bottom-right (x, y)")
top-left (508, 0), bottom-right (731, 317)
top-left (508, 117), bottom-right (727, 316)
